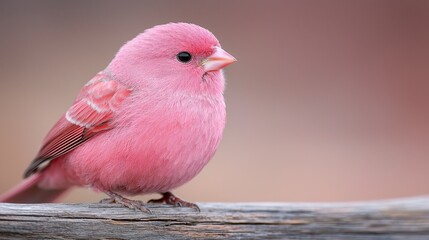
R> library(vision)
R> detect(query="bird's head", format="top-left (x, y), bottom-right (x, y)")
top-left (108, 23), bottom-right (236, 95)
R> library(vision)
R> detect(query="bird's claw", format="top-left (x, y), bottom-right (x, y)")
top-left (101, 191), bottom-right (152, 214)
top-left (119, 198), bottom-right (151, 214)
top-left (99, 198), bottom-right (115, 204)
top-left (148, 192), bottom-right (200, 212)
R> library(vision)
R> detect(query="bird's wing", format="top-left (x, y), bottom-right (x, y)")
top-left (24, 72), bottom-right (132, 177)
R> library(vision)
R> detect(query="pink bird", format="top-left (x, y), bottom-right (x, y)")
top-left (0, 23), bottom-right (236, 213)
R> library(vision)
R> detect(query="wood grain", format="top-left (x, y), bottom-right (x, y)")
top-left (1, 197), bottom-right (429, 239)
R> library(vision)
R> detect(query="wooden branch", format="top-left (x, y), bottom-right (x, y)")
top-left (1, 197), bottom-right (429, 239)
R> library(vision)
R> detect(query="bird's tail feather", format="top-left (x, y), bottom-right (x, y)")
top-left (0, 174), bottom-right (70, 203)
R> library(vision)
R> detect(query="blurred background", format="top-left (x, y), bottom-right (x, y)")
top-left (0, 0), bottom-right (428, 203)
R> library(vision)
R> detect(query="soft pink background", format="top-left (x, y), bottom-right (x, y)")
top-left (1, 0), bottom-right (428, 203)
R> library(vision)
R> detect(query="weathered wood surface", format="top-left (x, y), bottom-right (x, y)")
top-left (0, 197), bottom-right (429, 239)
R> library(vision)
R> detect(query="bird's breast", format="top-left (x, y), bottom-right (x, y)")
top-left (68, 91), bottom-right (226, 194)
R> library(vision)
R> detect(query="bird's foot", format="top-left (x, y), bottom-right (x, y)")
top-left (101, 191), bottom-right (151, 214)
top-left (148, 192), bottom-right (200, 212)
top-left (99, 198), bottom-right (115, 204)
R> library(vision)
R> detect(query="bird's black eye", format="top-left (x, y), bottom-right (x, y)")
top-left (177, 51), bottom-right (192, 63)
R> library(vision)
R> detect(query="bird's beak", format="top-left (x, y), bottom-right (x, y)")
top-left (203, 46), bottom-right (237, 72)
